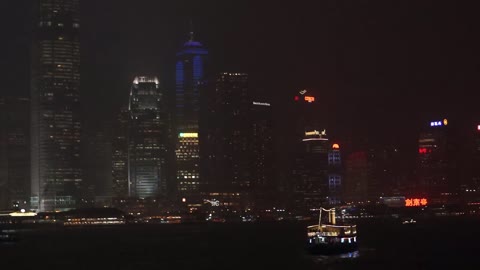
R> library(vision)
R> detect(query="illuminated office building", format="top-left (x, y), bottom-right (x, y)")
top-left (292, 130), bottom-right (330, 211)
top-left (175, 31), bottom-right (208, 200)
top-left (289, 89), bottom-right (337, 211)
top-left (128, 76), bottom-right (168, 199)
top-left (175, 133), bottom-right (200, 193)
top-left (31, 0), bottom-right (82, 211)
top-left (417, 118), bottom-right (459, 204)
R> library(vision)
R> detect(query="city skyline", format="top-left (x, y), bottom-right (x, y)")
top-left (2, 2), bottom-right (480, 269)
top-left (3, 1), bottom-right (479, 146)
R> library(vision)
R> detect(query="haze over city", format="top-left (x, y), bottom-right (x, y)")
top-left (1, 1), bottom-right (480, 269)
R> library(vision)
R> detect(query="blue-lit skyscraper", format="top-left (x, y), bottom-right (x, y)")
top-left (128, 76), bottom-right (168, 199)
top-left (176, 32), bottom-right (208, 132)
top-left (175, 31), bottom-right (208, 202)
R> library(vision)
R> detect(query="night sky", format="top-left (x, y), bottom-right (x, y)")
top-left (1, 0), bottom-right (479, 151)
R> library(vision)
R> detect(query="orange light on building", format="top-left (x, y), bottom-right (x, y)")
top-left (304, 96), bottom-right (315, 103)
top-left (332, 144), bottom-right (340, 149)
top-left (405, 198), bottom-right (427, 207)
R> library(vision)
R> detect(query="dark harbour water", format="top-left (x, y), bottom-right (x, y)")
top-left (1, 218), bottom-right (479, 270)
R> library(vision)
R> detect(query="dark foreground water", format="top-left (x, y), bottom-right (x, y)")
top-left (1, 218), bottom-right (479, 269)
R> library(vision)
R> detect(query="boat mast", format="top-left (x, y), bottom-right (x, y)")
top-left (318, 208), bottom-right (322, 226)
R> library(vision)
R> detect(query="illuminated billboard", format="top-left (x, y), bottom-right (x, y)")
top-left (430, 119), bottom-right (448, 127)
top-left (304, 96), bottom-right (315, 103)
top-left (305, 129), bottom-right (326, 136)
top-left (405, 198), bottom-right (428, 207)
top-left (294, 95), bottom-right (316, 103)
top-left (252, 101), bottom-right (271, 107)
top-left (418, 148), bottom-right (432, 154)
top-left (179, 133), bottom-right (198, 138)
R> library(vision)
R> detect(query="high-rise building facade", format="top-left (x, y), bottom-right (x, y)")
top-left (112, 108), bottom-right (129, 198)
top-left (292, 130), bottom-right (330, 211)
top-left (417, 118), bottom-right (459, 204)
top-left (175, 32), bottom-right (208, 200)
top-left (250, 100), bottom-right (274, 206)
top-left (175, 133), bottom-right (200, 193)
top-left (345, 151), bottom-right (369, 203)
top-left (203, 73), bottom-right (274, 210)
top-left (175, 32), bottom-right (208, 132)
top-left (31, 0), bottom-right (82, 211)
top-left (128, 76), bottom-right (168, 199)
top-left (327, 144), bottom-right (342, 205)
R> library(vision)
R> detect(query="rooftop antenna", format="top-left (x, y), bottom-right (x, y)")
top-left (189, 19), bottom-right (194, 42)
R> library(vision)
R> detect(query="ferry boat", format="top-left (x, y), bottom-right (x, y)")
top-left (307, 208), bottom-right (358, 255)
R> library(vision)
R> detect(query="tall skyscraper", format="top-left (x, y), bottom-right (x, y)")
top-left (128, 76), bottom-right (168, 199)
top-left (289, 89), bottom-right (336, 212)
top-left (112, 108), bottom-right (129, 198)
top-left (417, 118), bottom-right (459, 204)
top-left (292, 130), bottom-right (330, 212)
top-left (250, 99), bottom-right (274, 207)
top-left (31, 0), bottom-right (82, 211)
top-left (175, 32), bottom-right (208, 201)
top-left (203, 73), bottom-right (274, 211)
top-left (175, 31), bottom-right (208, 132)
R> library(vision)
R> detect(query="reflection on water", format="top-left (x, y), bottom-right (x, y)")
top-left (309, 250), bottom-right (360, 265)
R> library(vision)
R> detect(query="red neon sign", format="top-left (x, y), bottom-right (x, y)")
top-left (304, 96), bottom-right (315, 103)
top-left (419, 148), bottom-right (427, 154)
top-left (405, 198), bottom-right (427, 207)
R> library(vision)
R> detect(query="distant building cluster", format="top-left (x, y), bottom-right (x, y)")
top-left (1, 0), bottom-right (480, 218)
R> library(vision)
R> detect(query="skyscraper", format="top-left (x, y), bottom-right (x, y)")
top-left (203, 73), bottom-right (274, 211)
top-left (175, 31), bottom-right (208, 132)
top-left (112, 108), bottom-right (129, 198)
top-left (128, 76), bottom-right (168, 199)
top-left (417, 118), bottom-right (459, 204)
top-left (175, 31), bottom-right (208, 201)
top-left (292, 130), bottom-right (330, 212)
top-left (31, 0), bottom-right (82, 211)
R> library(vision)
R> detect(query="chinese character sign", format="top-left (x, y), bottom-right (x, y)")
top-left (405, 198), bottom-right (428, 207)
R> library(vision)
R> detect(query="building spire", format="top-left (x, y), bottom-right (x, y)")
top-left (189, 19), bottom-right (194, 42)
